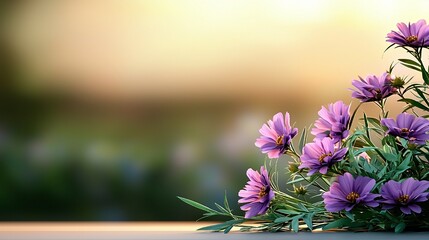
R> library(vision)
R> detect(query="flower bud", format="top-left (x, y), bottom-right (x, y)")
top-left (294, 186), bottom-right (307, 196)
top-left (389, 76), bottom-right (405, 88)
top-left (288, 162), bottom-right (300, 173)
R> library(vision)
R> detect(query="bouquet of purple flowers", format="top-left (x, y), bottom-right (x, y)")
top-left (179, 20), bottom-right (429, 233)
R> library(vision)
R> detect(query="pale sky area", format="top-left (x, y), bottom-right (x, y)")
top-left (5, 0), bottom-right (429, 103)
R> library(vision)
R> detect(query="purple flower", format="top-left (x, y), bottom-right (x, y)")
top-left (351, 73), bottom-right (397, 102)
top-left (381, 113), bottom-right (429, 145)
top-left (380, 178), bottom-right (429, 214)
top-left (238, 166), bottom-right (274, 218)
top-left (387, 19), bottom-right (429, 47)
top-left (311, 101), bottom-right (350, 143)
top-left (323, 173), bottom-right (379, 212)
top-left (299, 137), bottom-right (348, 176)
top-left (255, 112), bottom-right (298, 159)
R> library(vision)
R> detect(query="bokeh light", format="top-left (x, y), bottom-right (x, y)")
top-left (0, 0), bottom-right (428, 220)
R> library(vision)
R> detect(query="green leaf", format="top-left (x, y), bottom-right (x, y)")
top-left (297, 203), bottom-right (309, 212)
top-left (421, 65), bottom-right (429, 85)
top-left (383, 152), bottom-right (399, 163)
top-left (345, 211), bottom-right (355, 221)
top-left (298, 128), bottom-right (307, 154)
top-left (277, 209), bottom-right (301, 215)
top-left (398, 58), bottom-right (421, 67)
top-left (348, 102), bottom-right (362, 129)
top-left (363, 113), bottom-right (370, 140)
top-left (413, 87), bottom-right (429, 107)
top-left (398, 98), bottom-right (429, 111)
top-left (397, 153), bottom-right (412, 170)
top-left (354, 147), bottom-right (377, 156)
top-left (215, 203), bottom-right (228, 213)
top-left (291, 217), bottom-right (300, 232)
top-left (395, 222), bottom-right (406, 233)
top-left (287, 177), bottom-right (306, 184)
top-left (366, 117), bottom-right (381, 127)
top-left (322, 218), bottom-right (352, 230)
top-left (401, 63), bottom-right (422, 72)
top-left (384, 43), bottom-right (395, 53)
top-left (303, 213), bottom-right (314, 230)
top-left (224, 225), bottom-right (234, 234)
top-left (177, 196), bottom-right (216, 213)
top-left (198, 219), bottom-right (244, 232)
top-left (392, 153), bottom-right (412, 179)
top-left (224, 192), bottom-right (230, 211)
top-left (274, 216), bottom-right (292, 223)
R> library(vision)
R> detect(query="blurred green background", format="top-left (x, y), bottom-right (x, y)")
top-left (0, 0), bottom-right (427, 220)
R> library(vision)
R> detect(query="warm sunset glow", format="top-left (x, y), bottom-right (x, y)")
top-left (5, 0), bottom-right (429, 101)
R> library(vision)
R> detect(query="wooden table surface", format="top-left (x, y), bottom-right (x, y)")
top-left (0, 222), bottom-right (428, 240)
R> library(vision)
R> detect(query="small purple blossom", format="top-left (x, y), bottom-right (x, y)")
top-left (238, 166), bottom-right (274, 218)
top-left (255, 112), bottom-right (298, 159)
top-left (381, 113), bottom-right (429, 145)
top-left (387, 19), bottom-right (429, 47)
top-left (299, 137), bottom-right (348, 176)
top-left (380, 178), bottom-right (429, 214)
top-left (351, 73), bottom-right (397, 102)
top-left (323, 173), bottom-right (379, 212)
top-left (311, 101), bottom-right (350, 143)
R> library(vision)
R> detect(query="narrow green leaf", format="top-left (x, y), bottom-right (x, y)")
top-left (353, 147), bottom-right (377, 156)
top-left (404, 83), bottom-right (424, 94)
top-left (287, 177), bottom-right (306, 184)
top-left (401, 63), bottom-right (422, 72)
top-left (421, 171), bottom-right (429, 179)
top-left (363, 113), bottom-right (370, 140)
top-left (224, 225), bottom-right (233, 234)
top-left (398, 98), bottom-right (429, 111)
top-left (398, 58), bottom-right (420, 67)
top-left (303, 213), bottom-right (314, 231)
top-left (366, 117), bottom-right (381, 128)
top-left (198, 219), bottom-right (244, 232)
top-left (322, 218), bottom-right (352, 230)
top-left (384, 43), bottom-right (395, 53)
top-left (377, 166), bottom-right (388, 179)
top-left (348, 102), bottom-right (362, 129)
top-left (397, 153), bottom-right (412, 170)
top-left (277, 209), bottom-right (301, 215)
top-left (345, 211), bottom-right (355, 221)
top-left (177, 197), bottom-right (216, 213)
top-left (297, 203), bottom-right (308, 212)
top-left (413, 87), bottom-right (429, 106)
top-left (298, 128), bottom-right (307, 154)
top-left (395, 222), bottom-right (406, 233)
top-left (392, 153), bottom-right (412, 179)
top-left (362, 156), bottom-right (377, 174)
top-left (291, 218), bottom-right (299, 232)
top-left (224, 191), bottom-right (230, 211)
top-left (274, 216), bottom-right (292, 223)
top-left (421, 64), bottom-right (429, 84)
top-left (215, 203), bottom-right (228, 213)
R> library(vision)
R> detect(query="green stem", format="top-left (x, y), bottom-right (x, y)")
top-left (378, 100), bottom-right (386, 118)
top-left (298, 172), bottom-right (327, 191)
top-left (274, 190), bottom-right (310, 205)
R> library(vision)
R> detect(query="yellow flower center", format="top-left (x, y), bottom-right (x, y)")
top-left (346, 192), bottom-right (360, 203)
top-left (318, 153), bottom-right (333, 163)
top-left (398, 194), bottom-right (410, 204)
top-left (258, 186), bottom-right (267, 198)
top-left (401, 128), bottom-right (410, 133)
top-left (275, 135), bottom-right (284, 146)
top-left (406, 35), bottom-right (418, 43)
